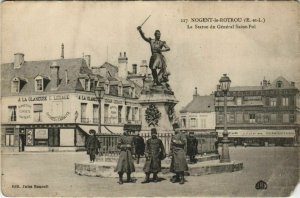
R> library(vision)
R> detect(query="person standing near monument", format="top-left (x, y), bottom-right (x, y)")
top-left (186, 131), bottom-right (198, 164)
top-left (215, 136), bottom-right (219, 155)
top-left (133, 133), bottom-right (145, 164)
top-left (137, 26), bottom-right (170, 86)
top-left (170, 128), bottom-right (188, 184)
top-left (142, 128), bottom-right (166, 183)
top-left (114, 130), bottom-right (136, 185)
top-left (86, 129), bottom-right (100, 163)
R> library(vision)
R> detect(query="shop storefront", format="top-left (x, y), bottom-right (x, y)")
top-left (216, 129), bottom-right (296, 146)
top-left (3, 124), bottom-right (87, 152)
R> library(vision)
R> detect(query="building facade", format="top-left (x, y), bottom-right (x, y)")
top-left (1, 48), bottom-right (146, 152)
top-left (179, 88), bottom-right (216, 133)
top-left (215, 76), bottom-right (299, 146)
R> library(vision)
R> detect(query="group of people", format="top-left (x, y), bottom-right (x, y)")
top-left (85, 128), bottom-right (200, 185)
top-left (114, 127), bottom-right (189, 185)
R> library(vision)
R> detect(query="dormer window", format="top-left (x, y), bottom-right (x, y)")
top-left (91, 80), bottom-right (97, 91)
top-left (132, 87), bottom-right (136, 98)
top-left (276, 81), bottom-right (282, 88)
top-left (11, 79), bottom-right (20, 93)
top-left (11, 77), bottom-right (27, 93)
top-left (79, 77), bottom-right (91, 91)
top-left (128, 87), bottom-right (132, 97)
top-left (118, 82), bottom-right (123, 96)
top-left (36, 79), bottom-right (43, 91)
top-left (85, 79), bottom-right (90, 91)
top-left (35, 75), bottom-right (49, 92)
top-left (105, 81), bottom-right (109, 94)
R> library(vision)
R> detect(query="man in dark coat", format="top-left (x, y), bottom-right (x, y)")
top-left (215, 136), bottom-right (219, 154)
top-left (133, 133), bottom-right (145, 164)
top-left (142, 128), bottom-right (166, 183)
top-left (170, 128), bottom-right (188, 184)
top-left (114, 130), bottom-right (136, 184)
top-left (86, 129), bottom-right (100, 163)
top-left (187, 132), bottom-right (198, 164)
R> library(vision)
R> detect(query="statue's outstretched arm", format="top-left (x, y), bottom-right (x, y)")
top-left (137, 26), bottom-right (150, 42)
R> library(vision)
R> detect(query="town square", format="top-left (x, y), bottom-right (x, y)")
top-left (1, 1), bottom-right (300, 197)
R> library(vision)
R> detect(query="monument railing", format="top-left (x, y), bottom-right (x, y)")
top-left (97, 134), bottom-right (120, 156)
top-left (140, 133), bottom-right (173, 155)
top-left (95, 133), bottom-right (173, 156)
top-left (194, 133), bottom-right (217, 154)
top-left (95, 132), bottom-right (216, 156)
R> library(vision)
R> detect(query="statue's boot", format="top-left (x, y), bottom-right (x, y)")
top-left (141, 173), bottom-right (150, 184)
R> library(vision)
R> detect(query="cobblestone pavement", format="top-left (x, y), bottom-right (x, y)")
top-left (1, 147), bottom-right (299, 197)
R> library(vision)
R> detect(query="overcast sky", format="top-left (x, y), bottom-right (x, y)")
top-left (2, 1), bottom-right (299, 110)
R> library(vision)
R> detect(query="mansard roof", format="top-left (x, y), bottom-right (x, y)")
top-left (218, 76), bottom-right (298, 93)
top-left (99, 62), bottom-right (118, 70)
top-left (1, 58), bottom-right (94, 96)
top-left (180, 95), bottom-right (215, 113)
top-left (266, 76), bottom-right (296, 89)
top-left (229, 86), bottom-right (262, 91)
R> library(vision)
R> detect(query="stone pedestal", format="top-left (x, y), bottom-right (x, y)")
top-left (139, 86), bottom-right (178, 134)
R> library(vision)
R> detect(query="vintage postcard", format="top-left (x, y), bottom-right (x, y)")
top-left (1, 1), bottom-right (299, 197)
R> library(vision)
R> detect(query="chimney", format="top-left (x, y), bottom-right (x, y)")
top-left (61, 43), bottom-right (64, 59)
top-left (140, 60), bottom-right (148, 76)
top-left (132, 64), bottom-right (137, 74)
top-left (84, 55), bottom-right (91, 67)
top-left (118, 51), bottom-right (128, 79)
top-left (193, 87), bottom-right (199, 98)
top-left (65, 69), bottom-right (69, 84)
top-left (14, 53), bottom-right (25, 69)
top-left (50, 61), bottom-right (60, 89)
top-left (262, 77), bottom-right (268, 87)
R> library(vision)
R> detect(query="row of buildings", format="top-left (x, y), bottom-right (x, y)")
top-left (1, 45), bottom-right (149, 152)
top-left (1, 44), bottom-right (299, 152)
top-left (180, 78), bottom-right (300, 146)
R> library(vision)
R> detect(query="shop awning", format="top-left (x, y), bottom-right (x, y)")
top-left (78, 125), bottom-right (98, 135)
top-left (78, 125), bottom-right (124, 135)
top-left (216, 129), bottom-right (295, 138)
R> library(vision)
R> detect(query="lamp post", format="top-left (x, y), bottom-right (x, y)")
top-left (219, 74), bottom-right (231, 163)
top-left (95, 85), bottom-right (105, 134)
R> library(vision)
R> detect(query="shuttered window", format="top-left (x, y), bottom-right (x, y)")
top-left (34, 104), bottom-right (43, 122)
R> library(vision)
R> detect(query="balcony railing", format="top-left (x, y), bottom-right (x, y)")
top-left (104, 117), bottom-right (141, 125)
top-left (81, 117), bottom-right (142, 125)
top-left (81, 117), bottom-right (93, 124)
top-left (126, 120), bottom-right (142, 125)
top-left (93, 118), bottom-right (99, 124)
top-left (104, 117), bottom-right (125, 125)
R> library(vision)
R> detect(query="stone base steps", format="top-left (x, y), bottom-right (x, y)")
top-left (75, 159), bottom-right (243, 178)
top-left (96, 153), bottom-right (220, 164)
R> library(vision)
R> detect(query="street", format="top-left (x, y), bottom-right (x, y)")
top-left (1, 147), bottom-right (299, 197)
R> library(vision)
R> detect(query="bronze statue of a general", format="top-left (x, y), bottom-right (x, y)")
top-left (137, 26), bottom-right (171, 88)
